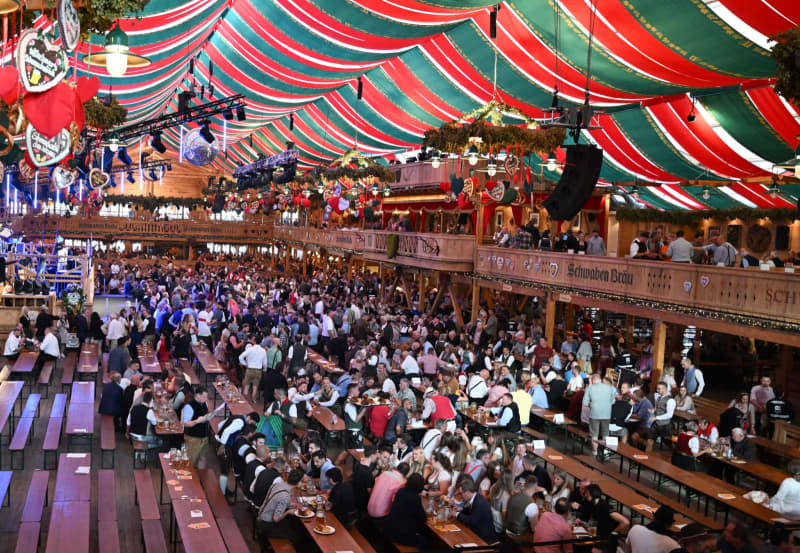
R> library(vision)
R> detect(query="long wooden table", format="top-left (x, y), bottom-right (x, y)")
top-left (530, 407), bottom-right (577, 443)
top-left (605, 441), bottom-right (783, 525)
top-left (65, 382), bottom-right (95, 451)
top-left (307, 351), bottom-right (344, 375)
top-left (212, 381), bottom-right (259, 417)
top-left (53, 452), bottom-right (92, 502)
top-left (11, 350), bottom-right (37, 393)
top-left (137, 349), bottom-right (163, 375)
top-left (701, 450), bottom-right (789, 488)
top-left (750, 435), bottom-right (800, 463)
top-left (0, 380), bottom-right (24, 434)
top-left (70, 381), bottom-right (94, 404)
top-left (45, 501), bottom-right (90, 553)
top-left (77, 343), bottom-right (100, 380)
top-left (192, 344), bottom-right (225, 385)
top-left (529, 445), bottom-right (694, 532)
top-left (158, 452), bottom-right (229, 553)
top-left (422, 497), bottom-right (487, 548)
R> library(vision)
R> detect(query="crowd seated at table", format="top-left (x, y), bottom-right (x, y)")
top-left (6, 256), bottom-right (799, 553)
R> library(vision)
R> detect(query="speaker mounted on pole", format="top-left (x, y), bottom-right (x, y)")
top-left (542, 144), bottom-right (603, 221)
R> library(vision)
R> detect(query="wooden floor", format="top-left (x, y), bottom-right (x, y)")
top-left (0, 356), bottom-right (260, 553)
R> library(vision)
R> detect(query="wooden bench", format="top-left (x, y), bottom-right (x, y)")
top-left (60, 351), bottom-right (77, 393)
top-left (216, 517), bottom-right (250, 553)
top-left (141, 518), bottom-right (169, 553)
top-left (179, 359), bottom-right (200, 385)
top-left (198, 468), bottom-right (234, 519)
top-left (0, 471), bottom-right (11, 508)
top-left (98, 470), bottom-right (118, 521)
top-left (576, 455), bottom-right (724, 531)
top-left (521, 426), bottom-right (549, 443)
top-left (268, 538), bottom-right (296, 553)
top-left (101, 353), bottom-right (110, 385)
top-left (100, 415), bottom-right (116, 468)
top-left (98, 520), bottom-right (121, 553)
top-left (566, 425), bottom-right (591, 454)
top-left (21, 394), bottom-right (40, 419)
top-left (0, 365), bottom-right (10, 382)
top-left (20, 471), bottom-right (49, 522)
top-left (349, 528), bottom-right (378, 553)
top-left (37, 361), bottom-right (55, 398)
top-left (42, 394), bottom-right (67, 469)
top-left (693, 397), bottom-right (727, 424)
top-left (14, 522), bottom-right (41, 553)
top-left (392, 543), bottom-right (420, 553)
top-left (8, 416), bottom-right (35, 469)
top-left (133, 469), bottom-right (161, 520)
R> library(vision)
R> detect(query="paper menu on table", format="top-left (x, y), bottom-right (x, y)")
top-left (67, 453), bottom-right (87, 458)
top-left (75, 466), bottom-right (90, 474)
top-left (190, 510), bottom-right (203, 518)
top-left (532, 440), bottom-right (546, 450)
top-left (675, 524), bottom-right (688, 530)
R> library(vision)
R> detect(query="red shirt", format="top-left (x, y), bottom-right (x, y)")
top-left (369, 405), bottom-right (392, 438)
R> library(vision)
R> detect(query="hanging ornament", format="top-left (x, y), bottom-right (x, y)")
top-left (52, 166), bottom-right (76, 190)
top-left (462, 177), bottom-right (474, 196)
top-left (17, 30), bottom-right (69, 93)
top-left (88, 168), bottom-right (110, 189)
top-left (26, 124), bottom-right (71, 167)
top-left (57, 0), bottom-right (81, 52)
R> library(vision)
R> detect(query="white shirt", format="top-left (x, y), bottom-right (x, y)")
top-left (626, 525), bottom-right (679, 553)
top-left (768, 477), bottom-right (800, 520)
top-left (401, 355), bottom-right (420, 375)
top-left (316, 388), bottom-right (340, 407)
top-left (239, 344), bottom-right (267, 370)
top-left (107, 318), bottom-right (126, 340)
top-left (421, 428), bottom-right (442, 460)
top-left (653, 395), bottom-right (677, 422)
top-left (315, 300), bottom-right (324, 316)
top-left (215, 416), bottom-right (245, 445)
top-left (196, 310), bottom-right (212, 337)
top-left (4, 332), bottom-right (21, 356)
top-left (467, 375), bottom-right (488, 399)
top-left (40, 333), bottom-right (60, 357)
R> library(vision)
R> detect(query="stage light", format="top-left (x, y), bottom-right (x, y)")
top-left (236, 106), bottom-right (246, 121)
top-left (383, 184), bottom-right (391, 197)
top-left (222, 107), bottom-right (233, 121)
top-left (107, 133), bottom-right (120, 152)
top-left (289, 113), bottom-right (294, 131)
top-left (150, 131), bottom-right (166, 153)
top-left (127, 172), bottom-right (135, 184)
top-left (117, 147), bottom-right (132, 165)
top-left (371, 183), bottom-right (379, 196)
top-left (199, 120), bottom-right (215, 143)
top-left (466, 144), bottom-right (479, 166)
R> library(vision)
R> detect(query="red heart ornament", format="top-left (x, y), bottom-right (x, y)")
top-left (2, 82), bottom-right (22, 106)
top-left (439, 181), bottom-right (451, 192)
top-left (24, 81), bottom-right (75, 138)
top-left (76, 76), bottom-right (100, 103)
top-left (0, 66), bottom-right (19, 98)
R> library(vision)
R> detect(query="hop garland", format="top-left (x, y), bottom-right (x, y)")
top-left (22, 0), bottom-right (151, 33)
top-left (422, 119), bottom-right (566, 155)
top-left (771, 27), bottom-right (800, 106)
top-left (60, 286), bottom-right (86, 315)
top-left (293, 163), bottom-right (396, 186)
top-left (84, 96), bottom-right (128, 131)
top-left (615, 207), bottom-right (800, 225)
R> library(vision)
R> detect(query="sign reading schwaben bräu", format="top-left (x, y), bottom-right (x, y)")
top-left (566, 263), bottom-right (634, 285)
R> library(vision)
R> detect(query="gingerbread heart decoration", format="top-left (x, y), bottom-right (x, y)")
top-left (58, 0), bottom-right (81, 52)
top-left (17, 30), bottom-right (68, 93)
top-left (52, 166), bottom-right (76, 190)
top-left (89, 168), bottom-right (110, 189)
top-left (26, 124), bottom-right (71, 167)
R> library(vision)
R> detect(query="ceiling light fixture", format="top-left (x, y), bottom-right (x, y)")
top-left (199, 120), bottom-right (215, 143)
top-left (150, 130), bottom-right (166, 153)
top-left (83, 22), bottom-right (151, 77)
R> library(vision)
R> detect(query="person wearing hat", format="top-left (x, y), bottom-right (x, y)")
top-left (420, 386), bottom-right (456, 432)
top-left (625, 506), bottom-right (679, 553)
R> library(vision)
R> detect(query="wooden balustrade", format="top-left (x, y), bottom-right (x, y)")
top-left (271, 225), bottom-right (365, 251)
top-left (362, 230), bottom-right (475, 271)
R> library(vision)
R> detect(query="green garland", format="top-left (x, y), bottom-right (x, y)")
top-left (293, 164), bottom-right (396, 185)
top-left (615, 207), bottom-right (800, 224)
top-left (771, 27), bottom-right (800, 106)
top-left (84, 96), bottom-right (128, 131)
top-left (60, 286), bottom-right (86, 315)
top-left (22, 0), bottom-right (151, 33)
top-left (422, 119), bottom-right (566, 155)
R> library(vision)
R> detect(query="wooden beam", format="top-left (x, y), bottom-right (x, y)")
top-left (471, 279), bottom-right (480, 324)
top-left (400, 274), bottom-right (414, 308)
top-left (419, 273), bottom-right (428, 313)
top-left (651, 320), bottom-right (667, 386)
top-left (544, 293), bottom-right (556, 346)
top-left (430, 276), bottom-right (447, 314)
top-left (448, 281), bottom-right (464, 328)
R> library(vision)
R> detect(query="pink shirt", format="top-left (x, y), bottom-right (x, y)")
top-left (418, 353), bottom-right (443, 376)
top-left (367, 470), bottom-right (405, 518)
top-left (534, 512), bottom-right (574, 553)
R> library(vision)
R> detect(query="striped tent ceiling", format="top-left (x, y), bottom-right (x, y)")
top-left (19, 0), bottom-right (800, 198)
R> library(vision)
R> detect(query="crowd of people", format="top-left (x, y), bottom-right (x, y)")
top-left (4, 256), bottom-right (798, 553)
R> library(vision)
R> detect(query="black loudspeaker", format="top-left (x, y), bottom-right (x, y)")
top-left (775, 225), bottom-right (790, 250)
top-left (212, 194), bottom-right (225, 213)
top-left (542, 144), bottom-right (603, 221)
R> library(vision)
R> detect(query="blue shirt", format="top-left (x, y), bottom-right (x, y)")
top-left (632, 397), bottom-right (654, 428)
top-left (530, 385), bottom-right (549, 409)
top-left (318, 459), bottom-right (335, 491)
top-left (308, 324), bottom-right (319, 346)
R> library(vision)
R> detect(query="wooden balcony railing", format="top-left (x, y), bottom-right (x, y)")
top-left (476, 246), bottom-right (800, 329)
top-left (271, 226), bottom-right (365, 251)
top-left (362, 231), bottom-right (475, 271)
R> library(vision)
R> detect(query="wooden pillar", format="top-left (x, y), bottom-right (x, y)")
top-left (419, 273), bottom-right (428, 313)
top-left (471, 279), bottom-right (480, 324)
top-left (651, 320), bottom-right (667, 386)
top-left (625, 315), bottom-right (635, 346)
top-left (284, 244), bottom-right (290, 271)
top-left (448, 281), bottom-right (464, 328)
top-left (544, 293), bottom-right (556, 346)
top-left (564, 303), bottom-right (575, 335)
top-left (775, 345), bottom-right (792, 392)
top-left (377, 263), bottom-right (384, 297)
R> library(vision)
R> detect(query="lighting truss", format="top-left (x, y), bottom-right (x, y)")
top-left (96, 94), bottom-right (246, 143)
